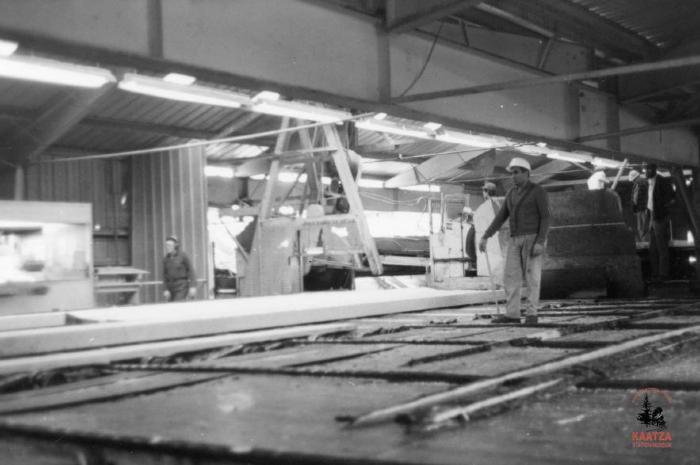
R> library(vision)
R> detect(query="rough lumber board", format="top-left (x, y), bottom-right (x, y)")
top-left (351, 323), bottom-right (700, 426)
top-left (0, 323), bottom-right (355, 375)
top-left (0, 289), bottom-right (493, 358)
top-left (0, 372), bottom-right (227, 414)
top-left (0, 312), bottom-right (66, 332)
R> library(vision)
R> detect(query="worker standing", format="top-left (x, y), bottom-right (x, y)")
top-left (478, 157), bottom-right (550, 325)
top-left (163, 235), bottom-right (197, 302)
top-left (645, 163), bottom-right (675, 282)
top-left (462, 206), bottom-right (476, 276)
top-left (628, 169), bottom-right (649, 242)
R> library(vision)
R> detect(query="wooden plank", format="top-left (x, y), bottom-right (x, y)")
top-left (0, 312), bottom-right (66, 332)
top-left (0, 372), bottom-right (226, 415)
top-left (0, 289), bottom-right (495, 358)
top-left (351, 323), bottom-right (700, 426)
top-left (0, 323), bottom-right (356, 375)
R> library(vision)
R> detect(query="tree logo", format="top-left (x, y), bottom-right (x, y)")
top-left (636, 393), bottom-right (666, 430)
top-left (631, 388), bottom-right (672, 448)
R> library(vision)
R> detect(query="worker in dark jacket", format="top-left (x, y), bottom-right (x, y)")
top-left (163, 235), bottom-right (197, 301)
top-left (478, 157), bottom-right (550, 325)
top-left (645, 163), bottom-right (675, 281)
top-left (629, 169), bottom-right (649, 242)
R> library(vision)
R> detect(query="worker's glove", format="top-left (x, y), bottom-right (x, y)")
top-left (478, 238), bottom-right (487, 253)
top-left (163, 289), bottom-right (171, 301)
top-left (188, 286), bottom-right (197, 299)
top-left (531, 243), bottom-right (545, 257)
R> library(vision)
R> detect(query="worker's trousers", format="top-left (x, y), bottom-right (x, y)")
top-left (503, 234), bottom-right (543, 319)
top-left (649, 216), bottom-right (671, 280)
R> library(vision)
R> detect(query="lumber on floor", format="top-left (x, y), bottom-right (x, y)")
top-left (0, 323), bottom-right (355, 375)
top-left (0, 289), bottom-right (494, 358)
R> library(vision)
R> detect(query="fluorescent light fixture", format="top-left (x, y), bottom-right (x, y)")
top-left (278, 205), bottom-right (295, 216)
top-left (250, 174), bottom-right (267, 180)
top-left (252, 98), bottom-right (351, 123)
top-left (357, 178), bottom-right (385, 189)
top-left (0, 39), bottom-right (18, 57)
top-left (435, 130), bottom-right (501, 148)
top-left (0, 55), bottom-right (115, 88)
top-left (163, 72), bottom-right (196, 85)
top-left (355, 119), bottom-right (432, 140)
top-left (424, 122), bottom-right (442, 131)
top-left (119, 73), bottom-right (250, 108)
top-left (399, 184), bottom-right (440, 193)
top-left (546, 151), bottom-right (593, 164)
top-left (205, 166), bottom-right (235, 178)
top-left (373, 112), bottom-right (388, 120)
top-left (253, 90), bottom-right (280, 101)
top-left (591, 157), bottom-right (623, 169)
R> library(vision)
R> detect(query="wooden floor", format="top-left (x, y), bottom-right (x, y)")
top-left (1, 293), bottom-right (699, 464)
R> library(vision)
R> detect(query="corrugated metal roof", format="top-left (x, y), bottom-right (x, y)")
top-left (567, 0), bottom-right (700, 49)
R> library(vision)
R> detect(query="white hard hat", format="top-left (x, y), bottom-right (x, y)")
top-left (462, 206), bottom-right (473, 215)
top-left (628, 169), bottom-right (640, 182)
top-left (507, 157), bottom-right (531, 172)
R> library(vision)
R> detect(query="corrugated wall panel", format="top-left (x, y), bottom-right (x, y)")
top-left (131, 147), bottom-right (209, 303)
top-left (26, 159), bottom-right (131, 266)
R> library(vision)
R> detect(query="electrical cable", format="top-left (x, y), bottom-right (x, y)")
top-left (396, 22), bottom-right (445, 98)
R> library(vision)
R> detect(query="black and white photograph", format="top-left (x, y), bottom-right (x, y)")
top-left (0, 1), bottom-right (698, 463)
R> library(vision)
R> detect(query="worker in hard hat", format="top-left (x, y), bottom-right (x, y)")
top-left (478, 157), bottom-right (550, 325)
top-left (587, 166), bottom-right (609, 190)
top-left (462, 206), bottom-right (477, 276)
top-left (628, 169), bottom-right (649, 242)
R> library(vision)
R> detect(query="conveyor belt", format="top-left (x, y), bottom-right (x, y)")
top-left (2, 297), bottom-right (699, 464)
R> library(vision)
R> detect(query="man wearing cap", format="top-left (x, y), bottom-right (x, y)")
top-left (478, 157), bottom-right (550, 325)
top-left (628, 169), bottom-right (649, 242)
top-left (482, 181), bottom-right (497, 200)
top-left (163, 236), bottom-right (197, 302)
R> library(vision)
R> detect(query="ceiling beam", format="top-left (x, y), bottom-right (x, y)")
top-left (394, 54), bottom-right (700, 103)
top-left (385, 0), bottom-right (482, 33)
top-left (621, 78), bottom-right (700, 104)
top-left (384, 148), bottom-right (489, 187)
top-left (577, 118), bottom-right (700, 143)
top-left (0, 104), bottom-right (224, 140)
top-left (477, 0), bottom-right (655, 61)
top-left (531, 159), bottom-right (573, 184)
top-left (1, 86), bottom-right (114, 165)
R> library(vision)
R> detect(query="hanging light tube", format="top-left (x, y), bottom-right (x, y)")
top-left (435, 130), bottom-right (503, 148)
top-left (0, 54), bottom-right (115, 88)
top-left (591, 157), bottom-right (623, 168)
top-left (118, 73), bottom-right (251, 108)
top-left (0, 39), bottom-right (18, 57)
top-left (355, 119), bottom-right (433, 140)
top-left (252, 96), bottom-right (351, 123)
top-left (546, 151), bottom-right (593, 164)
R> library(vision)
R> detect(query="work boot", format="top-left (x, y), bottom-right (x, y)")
top-left (524, 315), bottom-right (538, 326)
top-left (491, 314), bottom-right (520, 324)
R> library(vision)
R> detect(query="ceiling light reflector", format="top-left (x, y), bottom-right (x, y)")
top-left (252, 98), bottom-right (351, 123)
top-left (435, 130), bottom-right (501, 148)
top-left (119, 73), bottom-right (250, 108)
top-left (163, 73), bottom-right (196, 85)
top-left (0, 55), bottom-right (115, 88)
top-left (0, 39), bottom-right (18, 57)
